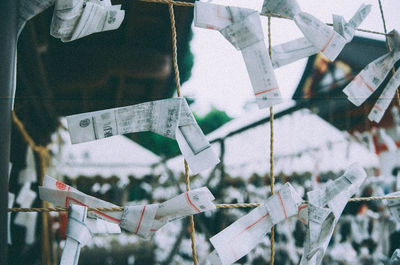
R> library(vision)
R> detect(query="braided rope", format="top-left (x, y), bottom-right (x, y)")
top-left (168, 2), bottom-right (198, 264)
top-left (7, 194), bottom-right (400, 212)
top-left (267, 15), bottom-right (275, 265)
top-left (377, 0), bottom-right (400, 109)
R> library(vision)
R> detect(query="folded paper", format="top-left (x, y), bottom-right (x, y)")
top-left (39, 176), bottom-right (216, 238)
top-left (261, 0), bottom-right (369, 66)
top-left (51, 0), bottom-right (125, 42)
top-left (18, 0), bottom-right (55, 36)
top-left (194, 2), bottom-right (282, 109)
top-left (14, 182), bottom-right (38, 245)
top-left (66, 98), bottom-right (219, 174)
top-left (391, 249), bottom-right (400, 265)
top-left (343, 30), bottom-right (400, 123)
top-left (207, 183), bottom-right (302, 265)
top-left (59, 204), bottom-right (120, 265)
top-left (268, 4), bottom-right (371, 68)
top-left (299, 163), bottom-right (367, 265)
top-left (8, 192), bottom-right (15, 245)
top-left (387, 191), bottom-right (400, 223)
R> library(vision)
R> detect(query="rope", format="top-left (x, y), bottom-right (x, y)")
top-left (377, 0), bottom-right (400, 109)
top-left (12, 111), bottom-right (52, 265)
top-left (266, 15), bottom-right (275, 265)
top-left (137, 0), bottom-right (388, 36)
top-left (7, 194), bottom-right (400, 212)
top-left (168, 2), bottom-right (198, 264)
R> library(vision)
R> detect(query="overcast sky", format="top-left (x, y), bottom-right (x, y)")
top-left (181, 0), bottom-right (400, 117)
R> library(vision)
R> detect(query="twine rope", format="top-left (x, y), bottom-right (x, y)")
top-left (377, 0), bottom-right (400, 109)
top-left (7, 194), bottom-right (400, 212)
top-left (137, 0), bottom-right (388, 36)
top-left (267, 15), bottom-right (275, 265)
top-left (168, 2), bottom-right (198, 264)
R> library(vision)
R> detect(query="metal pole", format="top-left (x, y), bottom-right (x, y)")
top-left (0, 0), bottom-right (17, 264)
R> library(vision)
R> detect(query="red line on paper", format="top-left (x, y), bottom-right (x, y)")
top-left (150, 228), bottom-right (158, 232)
top-left (320, 32), bottom-right (335, 53)
top-left (277, 192), bottom-right (287, 218)
top-left (217, 6), bottom-right (232, 22)
top-left (64, 196), bottom-right (121, 224)
top-left (135, 205), bottom-right (146, 234)
top-left (255, 88), bottom-right (277, 96)
top-left (373, 104), bottom-right (383, 111)
top-left (243, 212), bottom-right (270, 232)
top-left (186, 193), bottom-right (201, 213)
top-left (358, 75), bottom-right (374, 92)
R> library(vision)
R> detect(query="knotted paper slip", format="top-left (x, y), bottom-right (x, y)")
top-left (194, 2), bottom-right (282, 109)
top-left (206, 183), bottom-right (303, 265)
top-left (262, 2), bottom-right (371, 68)
top-left (8, 192), bottom-right (15, 245)
top-left (51, 0), bottom-right (125, 42)
top-left (299, 163), bottom-right (367, 265)
top-left (39, 176), bottom-right (216, 238)
top-left (66, 98), bottom-right (219, 174)
top-left (390, 249), bottom-right (400, 265)
top-left (343, 30), bottom-right (400, 123)
top-left (261, 0), bottom-right (352, 65)
top-left (14, 182), bottom-right (38, 245)
top-left (60, 204), bottom-right (120, 265)
top-left (387, 191), bottom-right (400, 223)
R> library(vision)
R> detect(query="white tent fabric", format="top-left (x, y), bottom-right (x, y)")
top-left (164, 108), bottom-right (379, 178)
top-left (53, 127), bottom-right (161, 180)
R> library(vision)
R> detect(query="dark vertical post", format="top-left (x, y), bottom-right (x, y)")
top-left (0, 0), bottom-right (17, 264)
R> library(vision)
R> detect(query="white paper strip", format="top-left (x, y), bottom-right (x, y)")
top-left (40, 176), bottom-right (216, 238)
top-left (194, 2), bottom-right (282, 109)
top-left (390, 249), bottom-right (400, 265)
top-left (299, 163), bottom-right (367, 265)
top-left (66, 98), bottom-right (219, 174)
top-left (208, 183), bottom-right (302, 265)
top-left (18, 0), bottom-right (55, 36)
top-left (261, 0), bottom-right (354, 62)
top-left (18, 146), bottom-right (37, 184)
top-left (387, 191), bottom-right (400, 223)
top-left (8, 192), bottom-right (15, 245)
top-left (51, 0), bottom-right (125, 42)
top-left (343, 30), bottom-right (400, 121)
top-left (14, 182), bottom-right (38, 245)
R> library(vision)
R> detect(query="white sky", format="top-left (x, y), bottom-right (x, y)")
top-left (181, 0), bottom-right (400, 117)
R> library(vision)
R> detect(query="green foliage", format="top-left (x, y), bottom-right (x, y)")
top-left (133, 107), bottom-right (233, 158)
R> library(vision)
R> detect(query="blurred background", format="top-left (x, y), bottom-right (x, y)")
top-left (8, 0), bottom-right (400, 264)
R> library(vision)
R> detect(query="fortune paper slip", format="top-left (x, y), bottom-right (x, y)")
top-left (39, 176), bottom-right (216, 238)
top-left (207, 183), bottom-right (303, 265)
top-left (194, 2), bottom-right (282, 109)
top-left (51, 0), bottom-right (125, 42)
top-left (266, 3), bottom-right (371, 68)
top-left (343, 30), bottom-right (400, 123)
top-left (299, 163), bottom-right (367, 265)
top-left (66, 98), bottom-right (219, 174)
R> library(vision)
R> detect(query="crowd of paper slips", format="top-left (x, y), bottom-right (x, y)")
top-left (5, 164), bottom-right (398, 265)
top-left (19, 0), bottom-right (400, 123)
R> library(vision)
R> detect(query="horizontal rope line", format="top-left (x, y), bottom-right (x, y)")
top-left (7, 194), bottom-right (400, 212)
top-left (138, 0), bottom-right (388, 36)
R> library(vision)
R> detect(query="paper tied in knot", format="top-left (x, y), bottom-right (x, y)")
top-left (60, 204), bottom-right (120, 265)
top-left (386, 191), bottom-right (400, 224)
top-left (50, 0), bottom-right (125, 42)
top-left (299, 163), bottom-right (367, 265)
top-left (261, 0), bottom-right (371, 67)
top-left (66, 98), bottom-right (219, 174)
top-left (39, 176), bottom-right (216, 238)
top-left (343, 30), bottom-right (400, 123)
top-left (14, 182), bottom-right (38, 245)
top-left (194, 2), bottom-right (282, 109)
top-left (207, 183), bottom-right (302, 265)
top-left (120, 187), bottom-right (216, 238)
